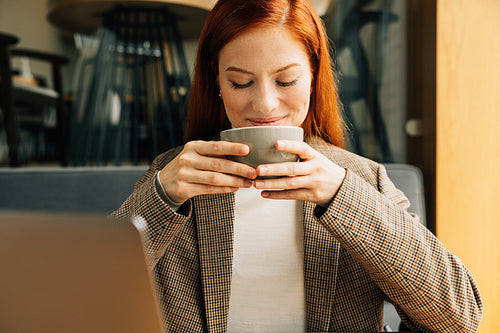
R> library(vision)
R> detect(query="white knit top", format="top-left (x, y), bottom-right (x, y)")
top-left (227, 186), bottom-right (306, 333)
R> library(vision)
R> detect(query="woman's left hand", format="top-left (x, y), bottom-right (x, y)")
top-left (254, 140), bottom-right (346, 207)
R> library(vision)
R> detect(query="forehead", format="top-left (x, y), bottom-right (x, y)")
top-left (218, 26), bottom-right (311, 71)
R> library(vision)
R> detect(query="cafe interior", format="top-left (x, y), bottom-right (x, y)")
top-left (0, 0), bottom-right (498, 332)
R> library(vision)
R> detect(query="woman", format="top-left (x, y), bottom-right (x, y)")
top-left (113, 0), bottom-right (482, 332)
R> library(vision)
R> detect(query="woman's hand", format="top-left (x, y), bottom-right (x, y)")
top-left (253, 140), bottom-right (346, 207)
top-left (159, 140), bottom-right (257, 204)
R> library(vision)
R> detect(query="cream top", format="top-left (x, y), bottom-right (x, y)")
top-left (227, 186), bottom-right (306, 333)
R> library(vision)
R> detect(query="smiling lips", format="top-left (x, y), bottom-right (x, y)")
top-left (248, 117), bottom-right (286, 126)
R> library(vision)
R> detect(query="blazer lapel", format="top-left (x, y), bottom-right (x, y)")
top-left (303, 201), bottom-right (341, 332)
top-left (195, 192), bottom-right (234, 333)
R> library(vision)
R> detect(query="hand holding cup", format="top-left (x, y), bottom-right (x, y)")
top-left (221, 126), bottom-right (346, 207)
top-left (159, 140), bottom-right (257, 204)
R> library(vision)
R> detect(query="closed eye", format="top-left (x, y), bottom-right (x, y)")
top-left (231, 81), bottom-right (253, 89)
top-left (276, 79), bottom-right (298, 87)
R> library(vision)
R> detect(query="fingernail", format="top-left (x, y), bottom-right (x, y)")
top-left (243, 180), bottom-right (253, 187)
top-left (258, 166), bottom-right (267, 175)
top-left (255, 180), bottom-right (264, 188)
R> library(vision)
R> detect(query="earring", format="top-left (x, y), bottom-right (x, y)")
top-left (219, 90), bottom-right (222, 98)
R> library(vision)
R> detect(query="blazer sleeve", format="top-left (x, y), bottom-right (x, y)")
top-left (111, 147), bottom-right (192, 269)
top-left (317, 164), bottom-right (483, 332)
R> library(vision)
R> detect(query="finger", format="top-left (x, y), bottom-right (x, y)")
top-left (276, 140), bottom-right (316, 160)
top-left (260, 188), bottom-right (312, 201)
top-left (256, 160), bottom-right (313, 178)
top-left (185, 168), bottom-right (254, 188)
top-left (190, 154), bottom-right (257, 179)
top-left (254, 175), bottom-right (307, 190)
top-left (191, 140), bottom-right (250, 157)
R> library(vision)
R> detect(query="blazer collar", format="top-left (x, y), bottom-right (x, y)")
top-left (195, 192), bottom-right (340, 332)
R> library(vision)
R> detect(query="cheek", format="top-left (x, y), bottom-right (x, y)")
top-left (222, 92), bottom-right (243, 114)
top-left (221, 91), bottom-right (250, 125)
top-left (289, 86), bottom-right (311, 125)
top-left (289, 85), bottom-right (311, 111)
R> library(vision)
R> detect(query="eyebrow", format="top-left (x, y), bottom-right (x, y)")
top-left (224, 63), bottom-right (301, 75)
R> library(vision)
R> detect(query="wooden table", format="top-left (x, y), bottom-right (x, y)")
top-left (47, 0), bottom-right (217, 38)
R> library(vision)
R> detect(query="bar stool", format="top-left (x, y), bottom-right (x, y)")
top-left (47, 1), bottom-right (213, 165)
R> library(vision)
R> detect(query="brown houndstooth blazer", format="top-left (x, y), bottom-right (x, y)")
top-left (112, 136), bottom-right (482, 332)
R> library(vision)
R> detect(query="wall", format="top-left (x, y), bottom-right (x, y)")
top-left (436, 0), bottom-right (500, 332)
top-left (0, 0), bottom-right (78, 88)
top-left (0, 0), bottom-right (67, 51)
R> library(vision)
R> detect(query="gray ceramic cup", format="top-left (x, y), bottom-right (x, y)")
top-left (220, 126), bottom-right (304, 169)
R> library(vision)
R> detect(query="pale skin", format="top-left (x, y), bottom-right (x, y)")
top-left (159, 26), bottom-right (346, 207)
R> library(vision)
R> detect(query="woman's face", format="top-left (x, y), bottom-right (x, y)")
top-left (218, 26), bottom-right (312, 128)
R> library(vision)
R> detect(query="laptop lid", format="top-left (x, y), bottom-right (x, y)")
top-left (0, 211), bottom-right (164, 333)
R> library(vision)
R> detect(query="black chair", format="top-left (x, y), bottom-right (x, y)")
top-left (0, 32), bottom-right (69, 166)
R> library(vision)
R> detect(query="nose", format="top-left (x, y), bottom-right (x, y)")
top-left (253, 83), bottom-right (279, 114)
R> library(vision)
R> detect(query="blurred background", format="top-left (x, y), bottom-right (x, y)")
top-left (0, 0), bottom-right (498, 331)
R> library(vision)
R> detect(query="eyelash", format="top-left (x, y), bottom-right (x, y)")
top-left (277, 80), bottom-right (298, 87)
top-left (231, 80), bottom-right (298, 89)
top-left (231, 81), bottom-right (253, 89)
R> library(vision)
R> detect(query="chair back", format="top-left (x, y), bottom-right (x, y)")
top-left (384, 163), bottom-right (426, 226)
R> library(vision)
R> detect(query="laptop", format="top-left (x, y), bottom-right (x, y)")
top-left (0, 211), bottom-right (165, 333)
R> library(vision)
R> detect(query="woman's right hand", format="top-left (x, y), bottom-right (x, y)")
top-left (159, 140), bottom-right (257, 204)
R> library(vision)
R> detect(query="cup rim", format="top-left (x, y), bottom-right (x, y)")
top-left (220, 126), bottom-right (303, 134)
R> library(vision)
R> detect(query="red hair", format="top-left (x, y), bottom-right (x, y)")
top-left (185, 0), bottom-right (345, 148)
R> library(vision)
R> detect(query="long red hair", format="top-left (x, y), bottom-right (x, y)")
top-left (185, 0), bottom-right (345, 147)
